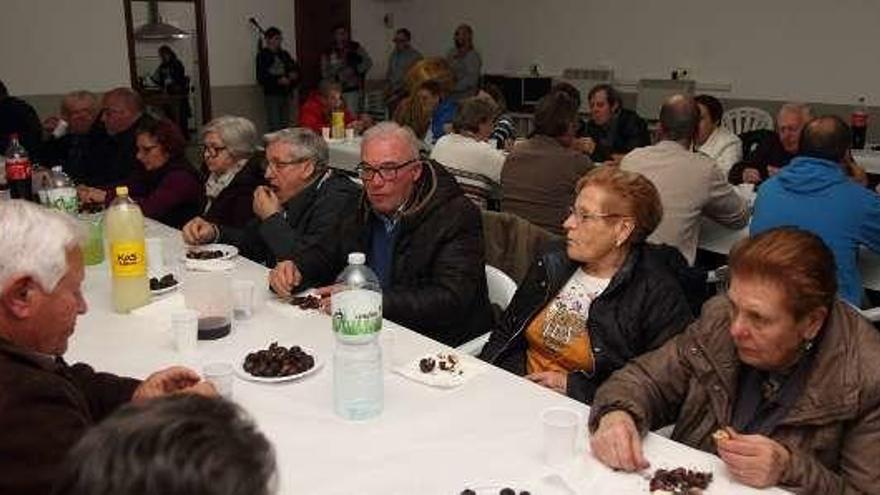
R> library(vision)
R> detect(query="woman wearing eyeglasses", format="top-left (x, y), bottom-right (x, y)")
top-left (480, 167), bottom-right (694, 403)
top-left (77, 117), bottom-right (204, 229)
top-left (195, 116), bottom-right (265, 229)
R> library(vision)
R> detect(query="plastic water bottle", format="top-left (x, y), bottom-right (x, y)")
top-left (105, 186), bottom-right (149, 313)
top-left (332, 252), bottom-right (383, 420)
top-left (46, 166), bottom-right (79, 214)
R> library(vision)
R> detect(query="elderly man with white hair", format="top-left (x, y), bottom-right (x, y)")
top-left (729, 102), bottom-right (812, 185)
top-left (0, 201), bottom-right (215, 495)
top-left (269, 122), bottom-right (492, 346)
top-left (40, 90), bottom-right (100, 183)
top-left (183, 127), bottom-right (359, 267)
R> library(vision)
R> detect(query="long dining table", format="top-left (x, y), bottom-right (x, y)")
top-left (65, 219), bottom-right (787, 495)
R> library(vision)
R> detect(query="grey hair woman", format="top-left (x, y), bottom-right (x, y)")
top-left (197, 115), bottom-right (266, 229)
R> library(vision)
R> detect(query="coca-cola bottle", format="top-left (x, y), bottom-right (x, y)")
top-left (851, 96), bottom-right (869, 150)
top-left (4, 134), bottom-right (34, 201)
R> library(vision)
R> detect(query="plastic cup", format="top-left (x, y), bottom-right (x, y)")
top-left (233, 279), bottom-right (255, 319)
top-left (203, 362), bottom-right (234, 398)
top-left (146, 237), bottom-right (164, 275)
top-left (171, 309), bottom-right (198, 354)
top-left (541, 407), bottom-right (581, 466)
top-left (321, 127), bottom-right (331, 140)
top-left (78, 212), bottom-right (105, 265)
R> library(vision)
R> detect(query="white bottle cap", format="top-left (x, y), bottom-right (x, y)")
top-left (348, 252), bottom-right (366, 265)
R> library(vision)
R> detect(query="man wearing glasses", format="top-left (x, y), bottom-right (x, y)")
top-left (269, 122), bottom-right (491, 347)
top-left (183, 128), bottom-right (359, 267)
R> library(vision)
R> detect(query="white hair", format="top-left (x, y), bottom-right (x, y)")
top-left (0, 201), bottom-right (85, 292)
top-left (201, 115), bottom-right (259, 160)
top-left (361, 121), bottom-right (421, 159)
top-left (777, 102), bottom-right (812, 122)
top-left (264, 127), bottom-right (329, 171)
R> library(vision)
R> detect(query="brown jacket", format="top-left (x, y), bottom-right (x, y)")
top-left (590, 296), bottom-right (880, 494)
top-left (501, 135), bottom-right (594, 236)
top-left (0, 337), bottom-right (140, 495)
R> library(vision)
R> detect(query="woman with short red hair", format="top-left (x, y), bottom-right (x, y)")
top-left (79, 117), bottom-right (204, 228)
top-left (590, 227), bottom-right (880, 493)
top-left (481, 166), bottom-right (693, 404)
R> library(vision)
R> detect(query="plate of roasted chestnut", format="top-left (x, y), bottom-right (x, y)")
top-left (236, 342), bottom-right (323, 383)
top-left (149, 273), bottom-right (179, 296)
top-left (183, 244), bottom-right (238, 261)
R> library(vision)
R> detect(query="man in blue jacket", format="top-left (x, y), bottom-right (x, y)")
top-left (751, 115), bottom-right (880, 306)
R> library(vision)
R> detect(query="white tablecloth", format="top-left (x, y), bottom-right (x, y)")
top-left (328, 137), bottom-right (362, 171)
top-left (698, 218), bottom-right (880, 292)
top-left (66, 220), bottom-right (787, 495)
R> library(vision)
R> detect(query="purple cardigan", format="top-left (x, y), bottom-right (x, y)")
top-left (106, 156), bottom-right (205, 229)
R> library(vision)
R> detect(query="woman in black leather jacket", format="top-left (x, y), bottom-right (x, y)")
top-left (480, 167), bottom-right (693, 403)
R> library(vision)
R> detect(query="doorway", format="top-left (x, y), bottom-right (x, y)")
top-left (294, 0), bottom-right (351, 100)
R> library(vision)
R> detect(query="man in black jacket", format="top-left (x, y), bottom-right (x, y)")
top-left (80, 88), bottom-right (146, 186)
top-left (182, 128), bottom-right (359, 267)
top-left (39, 90), bottom-right (100, 183)
top-left (269, 122), bottom-right (492, 347)
top-left (256, 27), bottom-right (299, 131)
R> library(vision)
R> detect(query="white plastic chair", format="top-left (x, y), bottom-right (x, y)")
top-left (457, 265), bottom-right (517, 356)
top-left (721, 107), bottom-right (774, 135)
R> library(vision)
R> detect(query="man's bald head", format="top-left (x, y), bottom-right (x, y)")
top-left (101, 88), bottom-right (143, 135)
top-left (659, 94), bottom-right (699, 144)
top-left (799, 115), bottom-right (851, 163)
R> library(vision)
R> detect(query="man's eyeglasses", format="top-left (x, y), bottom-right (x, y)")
top-left (266, 157), bottom-right (310, 170)
top-left (200, 144), bottom-right (228, 157)
top-left (355, 158), bottom-right (420, 182)
top-left (567, 206), bottom-right (627, 226)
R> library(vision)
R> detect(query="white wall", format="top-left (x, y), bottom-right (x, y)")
top-left (0, 0), bottom-right (295, 96)
top-left (352, 0), bottom-right (880, 105)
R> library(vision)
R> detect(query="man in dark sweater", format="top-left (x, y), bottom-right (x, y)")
top-left (39, 90), bottom-right (101, 183)
top-left (728, 103), bottom-right (811, 185)
top-left (0, 79), bottom-right (42, 154)
top-left (183, 127), bottom-right (359, 266)
top-left (0, 201), bottom-right (215, 495)
top-left (80, 88), bottom-right (146, 186)
top-left (269, 122), bottom-right (492, 347)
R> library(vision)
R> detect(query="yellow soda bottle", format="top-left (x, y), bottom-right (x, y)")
top-left (105, 186), bottom-right (149, 312)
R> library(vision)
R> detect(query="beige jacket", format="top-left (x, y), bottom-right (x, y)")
top-left (621, 141), bottom-right (749, 264)
top-left (590, 296), bottom-right (880, 494)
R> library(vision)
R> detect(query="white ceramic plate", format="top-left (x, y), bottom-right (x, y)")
top-left (235, 346), bottom-right (324, 383)
top-left (182, 243), bottom-right (239, 262)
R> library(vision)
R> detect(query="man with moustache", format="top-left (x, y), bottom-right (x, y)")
top-left (182, 127), bottom-right (359, 267)
top-left (268, 122), bottom-right (491, 347)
